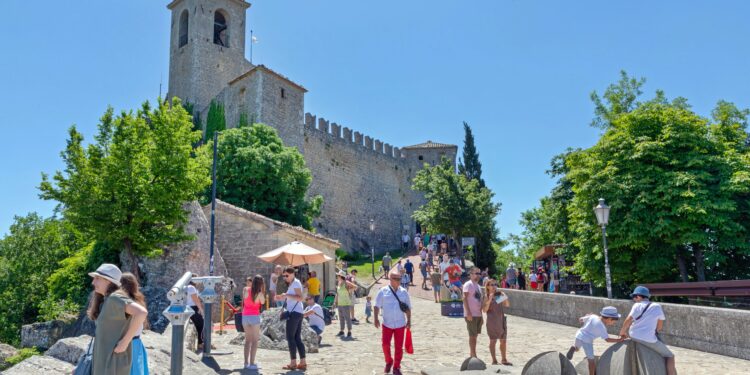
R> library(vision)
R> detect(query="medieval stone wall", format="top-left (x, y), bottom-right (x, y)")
top-left (302, 113), bottom-right (426, 253)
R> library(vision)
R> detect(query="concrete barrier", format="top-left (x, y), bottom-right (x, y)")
top-left (501, 289), bottom-right (750, 360)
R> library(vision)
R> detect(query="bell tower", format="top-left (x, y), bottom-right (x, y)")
top-left (166, 0), bottom-right (253, 115)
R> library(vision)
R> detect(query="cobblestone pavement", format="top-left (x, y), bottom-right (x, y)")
top-left (208, 253), bottom-right (749, 374)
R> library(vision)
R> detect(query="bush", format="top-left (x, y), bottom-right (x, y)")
top-left (335, 248), bottom-right (348, 259)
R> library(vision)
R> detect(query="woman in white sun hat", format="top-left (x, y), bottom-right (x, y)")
top-left (88, 263), bottom-right (148, 375)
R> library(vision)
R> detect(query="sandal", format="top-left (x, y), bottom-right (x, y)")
top-left (282, 364), bottom-right (297, 370)
top-left (296, 364), bottom-right (308, 371)
top-left (501, 361), bottom-right (513, 366)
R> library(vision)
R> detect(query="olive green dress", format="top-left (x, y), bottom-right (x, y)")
top-left (92, 292), bottom-right (133, 375)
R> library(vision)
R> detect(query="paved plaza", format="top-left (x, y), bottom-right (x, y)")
top-left (207, 260), bottom-right (750, 374)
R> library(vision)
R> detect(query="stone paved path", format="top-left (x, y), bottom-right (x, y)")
top-left (206, 252), bottom-right (750, 374)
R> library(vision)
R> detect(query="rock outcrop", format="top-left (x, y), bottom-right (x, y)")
top-left (20, 320), bottom-right (75, 350)
top-left (119, 201), bottom-right (230, 333)
top-left (229, 308), bottom-right (320, 353)
top-left (2, 355), bottom-right (74, 375)
top-left (45, 335), bottom-right (91, 365)
top-left (0, 343), bottom-right (19, 370)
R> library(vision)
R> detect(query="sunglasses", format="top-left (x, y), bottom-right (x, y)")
top-left (488, 283), bottom-right (498, 287)
top-left (472, 272), bottom-right (481, 275)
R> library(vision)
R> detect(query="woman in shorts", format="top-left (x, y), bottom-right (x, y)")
top-left (242, 275), bottom-right (265, 370)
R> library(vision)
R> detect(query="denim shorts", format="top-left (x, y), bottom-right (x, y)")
top-left (242, 314), bottom-right (261, 326)
top-left (309, 325), bottom-right (323, 335)
top-left (575, 339), bottom-right (595, 360)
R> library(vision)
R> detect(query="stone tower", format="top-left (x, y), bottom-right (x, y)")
top-left (166, 0), bottom-right (254, 115)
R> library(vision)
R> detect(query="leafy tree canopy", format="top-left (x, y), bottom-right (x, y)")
top-left (205, 123), bottom-right (322, 230)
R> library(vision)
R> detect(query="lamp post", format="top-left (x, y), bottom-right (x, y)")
top-left (369, 219), bottom-right (375, 279)
top-left (593, 198), bottom-right (613, 299)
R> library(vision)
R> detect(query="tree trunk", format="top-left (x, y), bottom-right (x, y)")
top-left (676, 249), bottom-right (689, 282)
top-left (692, 243), bottom-right (706, 282)
top-left (123, 238), bottom-right (141, 282)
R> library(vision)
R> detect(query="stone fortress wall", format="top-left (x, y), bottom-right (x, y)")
top-left (301, 113), bottom-right (430, 253)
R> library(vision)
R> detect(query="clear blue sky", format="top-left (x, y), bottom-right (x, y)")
top-left (1, 1), bottom-right (749, 239)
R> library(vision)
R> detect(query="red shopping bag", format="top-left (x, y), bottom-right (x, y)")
top-left (405, 328), bottom-right (414, 354)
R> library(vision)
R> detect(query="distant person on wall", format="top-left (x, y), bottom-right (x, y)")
top-left (566, 306), bottom-right (624, 375)
top-left (463, 267), bottom-right (484, 358)
top-left (242, 275), bottom-right (265, 371)
top-left (619, 286), bottom-right (677, 375)
top-left (120, 272), bottom-right (150, 375)
top-left (517, 268), bottom-right (526, 291)
top-left (402, 233), bottom-right (409, 251)
top-left (404, 259), bottom-right (415, 286)
top-left (88, 264), bottom-right (148, 375)
top-left (374, 269), bottom-right (412, 375)
top-left (306, 271), bottom-right (321, 303)
top-left (382, 252), bottom-right (392, 275)
top-left (482, 278), bottom-right (511, 366)
top-left (506, 263), bottom-right (517, 289)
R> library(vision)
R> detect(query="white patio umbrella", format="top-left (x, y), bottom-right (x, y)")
top-left (257, 241), bottom-right (333, 266)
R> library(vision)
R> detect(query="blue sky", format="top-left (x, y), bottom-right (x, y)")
top-left (1, 1), bottom-right (749, 240)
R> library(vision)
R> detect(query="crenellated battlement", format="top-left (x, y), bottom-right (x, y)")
top-left (304, 112), bottom-right (405, 159)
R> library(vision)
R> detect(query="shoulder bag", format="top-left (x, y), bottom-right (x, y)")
top-left (389, 286), bottom-right (410, 313)
top-left (280, 299), bottom-right (300, 321)
top-left (72, 336), bottom-right (94, 375)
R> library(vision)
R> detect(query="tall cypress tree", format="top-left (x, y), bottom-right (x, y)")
top-left (458, 122), bottom-right (497, 275)
top-left (458, 121), bottom-right (485, 187)
top-left (205, 100), bottom-right (226, 141)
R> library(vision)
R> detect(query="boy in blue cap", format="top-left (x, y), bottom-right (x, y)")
top-left (566, 306), bottom-right (624, 375)
top-left (619, 286), bottom-right (676, 375)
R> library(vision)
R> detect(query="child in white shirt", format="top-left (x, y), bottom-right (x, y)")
top-left (566, 306), bottom-right (624, 375)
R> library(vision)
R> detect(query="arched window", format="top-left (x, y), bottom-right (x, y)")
top-left (213, 11), bottom-right (229, 47)
top-left (178, 10), bottom-right (189, 47)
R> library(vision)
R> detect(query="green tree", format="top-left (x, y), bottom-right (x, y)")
top-left (205, 100), bottom-right (226, 142)
top-left (183, 101), bottom-right (204, 148)
top-left (412, 158), bottom-right (500, 269)
top-left (457, 122), bottom-right (497, 274)
top-left (39, 98), bottom-right (211, 274)
top-left (0, 214), bottom-right (80, 345)
top-left (206, 123), bottom-right (323, 229)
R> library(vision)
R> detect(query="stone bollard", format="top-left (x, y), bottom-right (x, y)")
top-left (596, 340), bottom-right (668, 375)
top-left (521, 351), bottom-right (577, 375)
top-left (460, 357), bottom-right (487, 371)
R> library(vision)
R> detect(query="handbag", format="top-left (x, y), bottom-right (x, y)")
top-left (280, 300), bottom-right (300, 321)
top-left (404, 328), bottom-right (414, 355)
top-left (73, 337), bottom-right (94, 375)
top-left (234, 312), bottom-right (244, 332)
top-left (389, 286), bottom-right (410, 312)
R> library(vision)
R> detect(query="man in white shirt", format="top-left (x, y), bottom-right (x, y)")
top-left (619, 286), bottom-right (676, 375)
top-left (374, 269), bottom-right (411, 375)
top-left (303, 295), bottom-right (325, 345)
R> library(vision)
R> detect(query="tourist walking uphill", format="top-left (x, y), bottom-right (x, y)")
top-left (619, 286), bottom-right (678, 375)
top-left (88, 264), bottom-right (147, 375)
top-left (275, 267), bottom-right (307, 371)
top-left (119, 272), bottom-right (150, 375)
top-left (482, 278), bottom-right (511, 366)
top-left (334, 271), bottom-right (357, 338)
top-left (242, 275), bottom-right (265, 371)
top-left (374, 269), bottom-right (412, 375)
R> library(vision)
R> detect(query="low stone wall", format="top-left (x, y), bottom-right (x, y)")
top-left (501, 289), bottom-right (750, 361)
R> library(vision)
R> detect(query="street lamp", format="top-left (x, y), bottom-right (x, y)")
top-left (369, 219), bottom-right (375, 279)
top-left (593, 198), bottom-right (613, 299)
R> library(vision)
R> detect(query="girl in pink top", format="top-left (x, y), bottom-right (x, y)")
top-left (242, 275), bottom-right (265, 370)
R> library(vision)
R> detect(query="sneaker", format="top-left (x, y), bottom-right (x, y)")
top-left (384, 363), bottom-right (392, 373)
top-left (393, 368), bottom-right (403, 375)
top-left (347, 331), bottom-right (352, 338)
top-left (336, 331), bottom-right (344, 336)
top-left (352, 318), bottom-right (359, 323)
top-left (566, 346), bottom-right (576, 360)
top-left (245, 364), bottom-right (256, 370)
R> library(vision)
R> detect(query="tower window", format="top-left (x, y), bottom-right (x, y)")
top-left (214, 11), bottom-right (229, 47)
top-left (418, 155), bottom-right (424, 161)
top-left (280, 88), bottom-right (286, 98)
top-left (178, 10), bottom-right (189, 47)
